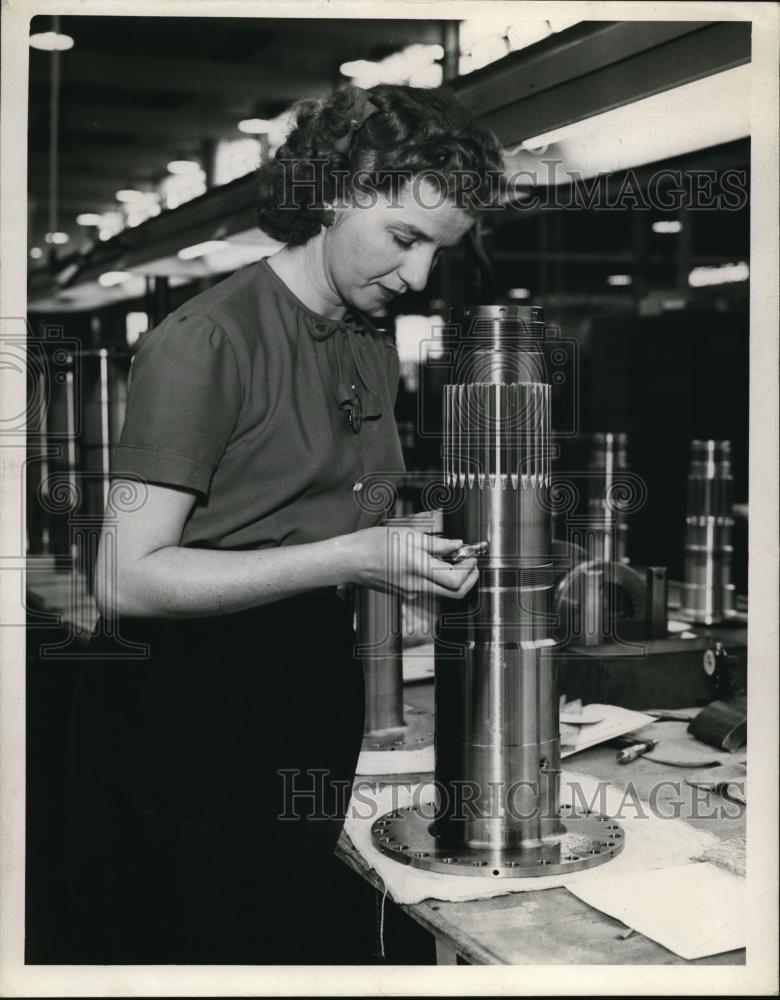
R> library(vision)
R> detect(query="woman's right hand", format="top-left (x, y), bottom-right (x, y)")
top-left (344, 525), bottom-right (479, 600)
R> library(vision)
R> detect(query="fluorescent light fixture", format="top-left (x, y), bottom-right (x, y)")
top-left (115, 189), bottom-right (146, 203)
top-left (29, 31), bottom-right (74, 51)
top-left (507, 287), bottom-right (531, 300)
top-left (213, 138), bottom-right (261, 186)
top-left (177, 240), bottom-right (230, 261)
top-left (340, 59), bottom-right (377, 78)
top-left (661, 298), bottom-right (687, 310)
top-left (76, 213), bottom-right (102, 226)
top-left (238, 118), bottom-right (272, 135)
top-left (688, 262), bottom-right (749, 288)
top-left (98, 271), bottom-right (132, 288)
top-left (341, 45), bottom-right (443, 88)
top-left (30, 247), bottom-right (43, 259)
top-left (512, 64), bottom-right (750, 180)
top-left (126, 311), bottom-right (149, 346)
top-left (45, 231), bottom-right (69, 245)
top-left (506, 21), bottom-right (553, 52)
top-left (607, 274), bottom-right (632, 287)
top-left (652, 220), bottom-right (683, 234)
top-left (167, 159), bottom-right (202, 175)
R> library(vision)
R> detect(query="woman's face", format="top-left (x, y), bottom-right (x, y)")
top-left (323, 177), bottom-right (475, 314)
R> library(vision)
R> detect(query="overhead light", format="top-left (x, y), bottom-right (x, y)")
top-left (177, 240), bottom-right (230, 261)
top-left (167, 159), bottom-right (202, 175)
top-left (508, 288), bottom-right (531, 300)
top-left (115, 189), bottom-right (147, 203)
top-left (126, 312), bottom-right (149, 346)
top-left (607, 274), bottom-right (632, 287)
top-left (661, 298), bottom-right (687, 310)
top-left (506, 21), bottom-right (554, 52)
top-left (688, 262), bottom-right (749, 288)
top-left (44, 231), bottom-right (69, 245)
top-left (76, 213), bottom-right (102, 226)
top-left (29, 31), bottom-right (74, 51)
top-left (339, 59), bottom-right (377, 79)
top-left (30, 247), bottom-right (43, 259)
top-left (238, 118), bottom-right (272, 135)
top-left (514, 64), bottom-right (750, 180)
top-left (98, 271), bottom-right (132, 288)
top-left (340, 45), bottom-right (444, 88)
top-left (652, 220), bottom-right (683, 234)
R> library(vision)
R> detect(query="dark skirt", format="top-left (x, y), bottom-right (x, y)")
top-left (64, 588), bottom-right (371, 964)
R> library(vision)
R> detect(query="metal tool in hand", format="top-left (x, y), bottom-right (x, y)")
top-left (447, 540), bottom-right (489, 564)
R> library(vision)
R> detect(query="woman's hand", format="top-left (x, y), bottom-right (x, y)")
top-left (344, 525), bottom-right (479, 600)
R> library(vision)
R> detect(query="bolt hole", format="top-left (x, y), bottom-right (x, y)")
top-left (492, 869), bottom-right (501, 876)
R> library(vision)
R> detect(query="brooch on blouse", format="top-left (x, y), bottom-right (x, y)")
top-left (336, 382), bottom-right (363, 434)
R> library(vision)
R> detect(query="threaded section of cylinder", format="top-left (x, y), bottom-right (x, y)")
top-left (443, 382), bottom-right (550, 489)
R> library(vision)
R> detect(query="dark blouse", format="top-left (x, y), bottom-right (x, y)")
top-left (112, 256), bottom-right (406, 549)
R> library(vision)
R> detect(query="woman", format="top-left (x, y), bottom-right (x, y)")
top-left (65, 83), bottom-right (503, 964)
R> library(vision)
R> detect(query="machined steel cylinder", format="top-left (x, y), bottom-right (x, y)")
top-left (370, 306), bottom-right (624, 877)
top-left (356, 586), bottom-right (405, 734)
top-left (679, 439), bottom-right (735, 624)
top-left (587, 431), bottom-right (630, 564)
top-left (436, 376), bottom-right (560, 850)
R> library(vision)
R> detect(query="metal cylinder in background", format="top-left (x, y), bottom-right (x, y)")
top-left (355, 514), bottom-right (436, 753)
top-left (679, 439), bottom-right (735, 625)
top-left (371, 305), bottom-right (624, 876)
top-left (357, 585), bottom-right (405, 735)
top-left (587, 431), bottom-right (630, 565)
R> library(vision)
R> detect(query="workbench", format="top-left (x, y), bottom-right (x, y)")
top-left (336, 680), bottom-right (746, 966)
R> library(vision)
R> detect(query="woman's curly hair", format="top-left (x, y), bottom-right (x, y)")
top-left (256, 84), bottom-right (505, 246)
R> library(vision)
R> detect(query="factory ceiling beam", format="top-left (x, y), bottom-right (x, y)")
top-left (49, 104), bottom-right (243, 141)
top-left (454, 21), bottom-right (751, 145)
top-left (28, 47), bottom-right (333, 101)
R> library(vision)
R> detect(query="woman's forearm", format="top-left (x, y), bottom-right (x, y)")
top-left (97, 534), bottom-right (358, 618)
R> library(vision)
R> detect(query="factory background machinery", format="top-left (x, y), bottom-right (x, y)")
top-left (17, 12), bottom-right (754, 964)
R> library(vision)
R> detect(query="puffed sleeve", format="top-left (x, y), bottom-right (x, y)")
top-left (112, 312), bottom-right (243, 497)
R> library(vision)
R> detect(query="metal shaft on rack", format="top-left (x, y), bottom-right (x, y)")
top-left (680, 439), bottom-right (735, 624)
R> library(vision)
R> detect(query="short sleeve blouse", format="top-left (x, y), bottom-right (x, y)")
top-left (112, 257), bottom-right (406, 549)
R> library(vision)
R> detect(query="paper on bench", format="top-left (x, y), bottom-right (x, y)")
top-left (567, 861), bottom-right (745, 959)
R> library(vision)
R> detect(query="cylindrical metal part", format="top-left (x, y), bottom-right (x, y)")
top-left (371, 305), bottom-right (624, 877)
top-left (435, 307), bottom-right (561, 851)
top-left (679, 440), bottom-right (735, 624)
top-left (645, 566), bottom-right (669, 639)
top-left (581, 566), bottom-right (605, 646)
top-left (356, 586), bottom-right (404, 734)
top-left (587, 431), bottom-right (630, 564)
